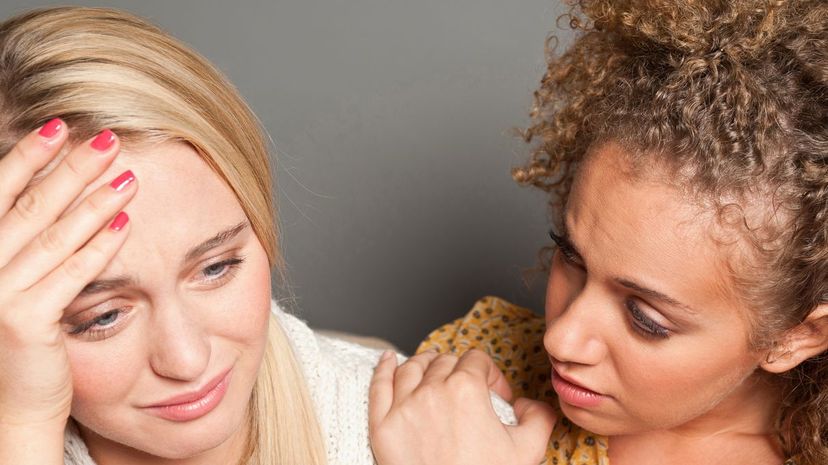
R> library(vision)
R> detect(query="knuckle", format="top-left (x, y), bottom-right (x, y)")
top-left (411, 351), bottom-right (435, 362)
top-left (85, 190), bottom-right (110, 212)
top-left (448, 369), bottom-right (474, 384)
top-left (83, 240), bottom-right (110, 263)
top-left (462, 349), bottom-right (493, 366)
top-left (413, 383), bottom-right (442, 403)
top-left (395, 361), bottom-right (421, 377)
top-left (397, 400), bottom-right (433, 424)
top-left (465, 348), bottom-right (487, 360)
top-left (446, 370), bottom-right (478, 393)
top-left (369, 422), bottom-right (397, 446)
top-left (37, 226), bottom-right (65, 252)
top-left (9, 143), bottom-right (34, 164)
top-left (62, 154), bottom-right (86, 179)
top-left (61, 253), bottom-right (90, 281)
top-left (437, 353), bottom-right (459, 364)
top-left (13, 189), bottom-right (44, 220)
top-left (63, 237), bottom-right (112, 281)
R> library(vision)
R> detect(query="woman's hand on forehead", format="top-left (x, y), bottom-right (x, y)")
top-left (0, 120), bottom-right (137, 463)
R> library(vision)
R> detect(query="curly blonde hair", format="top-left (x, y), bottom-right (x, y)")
top-left (514, 1), bottom-right (827, 463)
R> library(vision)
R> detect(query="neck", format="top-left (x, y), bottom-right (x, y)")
top-left (610, 371), bottom-right (785, 464)
top-left (667, 370), bottom-right (782, 437)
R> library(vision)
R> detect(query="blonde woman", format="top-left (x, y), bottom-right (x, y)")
top-left (369, 1), bottom-right (828, 464)
top-left (0, 6), bottom-right (465, 465)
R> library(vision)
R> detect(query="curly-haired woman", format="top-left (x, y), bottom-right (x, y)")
top-left (369, 1), bottom-right (828, 464)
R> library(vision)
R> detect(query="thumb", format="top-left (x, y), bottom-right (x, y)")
top-left (508, 397), bottom-right (557, 462)
top-left (486, 359), bottom-right (513, 402)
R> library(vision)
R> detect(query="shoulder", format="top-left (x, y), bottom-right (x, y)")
top-left (417, 296), bottom-right (550, 399)
top-left (272, 300), bottom-right (389, 464)
top-left (418, 296), bottom-right (544, 351)
top-left (271, 299), bottom-right (389, 410)
top-left (273, 300), bottom-right (388, 373)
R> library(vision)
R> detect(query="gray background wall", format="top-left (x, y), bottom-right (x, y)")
top-left (1, 1), bottom-right (574, 353)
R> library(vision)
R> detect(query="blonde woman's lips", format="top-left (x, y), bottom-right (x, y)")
top-left (550, 367), bottom-right (605, 409)
top-left (143, 368), bottom-right (232, 422)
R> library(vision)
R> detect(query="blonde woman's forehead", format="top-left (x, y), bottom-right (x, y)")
top-left (69, 142), bottom-right (248, 268)
top-left (62, 141), bottom-right (236, 214)
top-left (72, 141), bottom-right (250, 283)
top-left (109, 143), bottom-right (241, 222)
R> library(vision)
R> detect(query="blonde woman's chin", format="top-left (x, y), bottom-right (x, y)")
top-left (73, 378), bottom-right (255, 461)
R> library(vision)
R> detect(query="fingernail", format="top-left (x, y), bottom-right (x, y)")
top-left (91, 129), bottom-right (115, 151)
top-left (381, 350), bottom-right (394, 361)
top-left (109, 211), bottom-right (129, 231)
top-left (38, 118), bottom-right (63, 138)
top-left (109, 170), bottom-right (135, 192)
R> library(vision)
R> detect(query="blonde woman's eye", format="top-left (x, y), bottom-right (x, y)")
top-left (68, 307), bottom-right (134, 341)
top-left (201, 256), bottom-right (245, 282)
top-left (70, 309), bottom-right (122, 335)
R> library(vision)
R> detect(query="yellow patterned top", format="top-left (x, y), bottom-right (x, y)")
top-left (417, 296), bottom-right (801, 465)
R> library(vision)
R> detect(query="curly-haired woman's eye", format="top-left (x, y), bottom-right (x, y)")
top-left (625, 299), bottom-right (669, 339)
top-left (549, 230), bottom-right (584, 269)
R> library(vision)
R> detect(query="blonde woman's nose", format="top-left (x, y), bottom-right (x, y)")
top-left (147, 302), bottom-right (211, 381)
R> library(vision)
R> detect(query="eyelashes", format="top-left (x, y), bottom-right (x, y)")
top-left (201, 256), bottom-right (245, 283)
top-left (548, 229), bottom-right (567, 249)
top-left (549, 229), bottom-right (670, 339)
top-left (549, 230), bottom-right (582, 267)
top-left (69, 308), bottom-right (124, 336)
top-left (625, 299), bottom-right (669, 339)
top-left (69, 255), bottom-right (246, 340)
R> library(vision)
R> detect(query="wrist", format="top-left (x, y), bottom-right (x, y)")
top-left (0, 419), bottom-right (66, 464)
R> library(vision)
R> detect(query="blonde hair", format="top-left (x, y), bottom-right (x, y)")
top-left (0, 7), bottom-right (326, 465)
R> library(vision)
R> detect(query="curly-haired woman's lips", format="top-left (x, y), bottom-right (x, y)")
top-left (551, 367), bottom-right (607, 409)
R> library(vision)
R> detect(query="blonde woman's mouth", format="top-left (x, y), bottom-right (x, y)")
top-left (143, 367), bottom-right (233, 422)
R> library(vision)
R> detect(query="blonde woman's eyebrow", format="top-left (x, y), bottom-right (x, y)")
top-left (77, 220), bottom-right (250, 297)
top-left (182, 220), bottom-right (249, 264)
top-left (78, 276), bottom-right (137, 297)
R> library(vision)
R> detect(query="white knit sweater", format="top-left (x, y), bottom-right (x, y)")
top-left (63, 299), bottom-right (517, 464)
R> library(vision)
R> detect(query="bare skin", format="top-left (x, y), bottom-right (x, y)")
top-left (369, 142), bottom-right (828, 465)
top-left (547, 144), bottom-right (785, 465)
top-left (0, 122), bottom-right (273, 465)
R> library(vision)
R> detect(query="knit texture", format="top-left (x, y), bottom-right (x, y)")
top-left (62, 299), bottom-right (518, 464)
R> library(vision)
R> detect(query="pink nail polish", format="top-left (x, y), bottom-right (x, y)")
top-left (109, 212), bottom-right (129, 231)
top-left (38, 118), bottom-right (63, 138)
top-left (109, 170), bottom-right (135, 192)
top-left (91, 129), bottom-right (115, 151)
